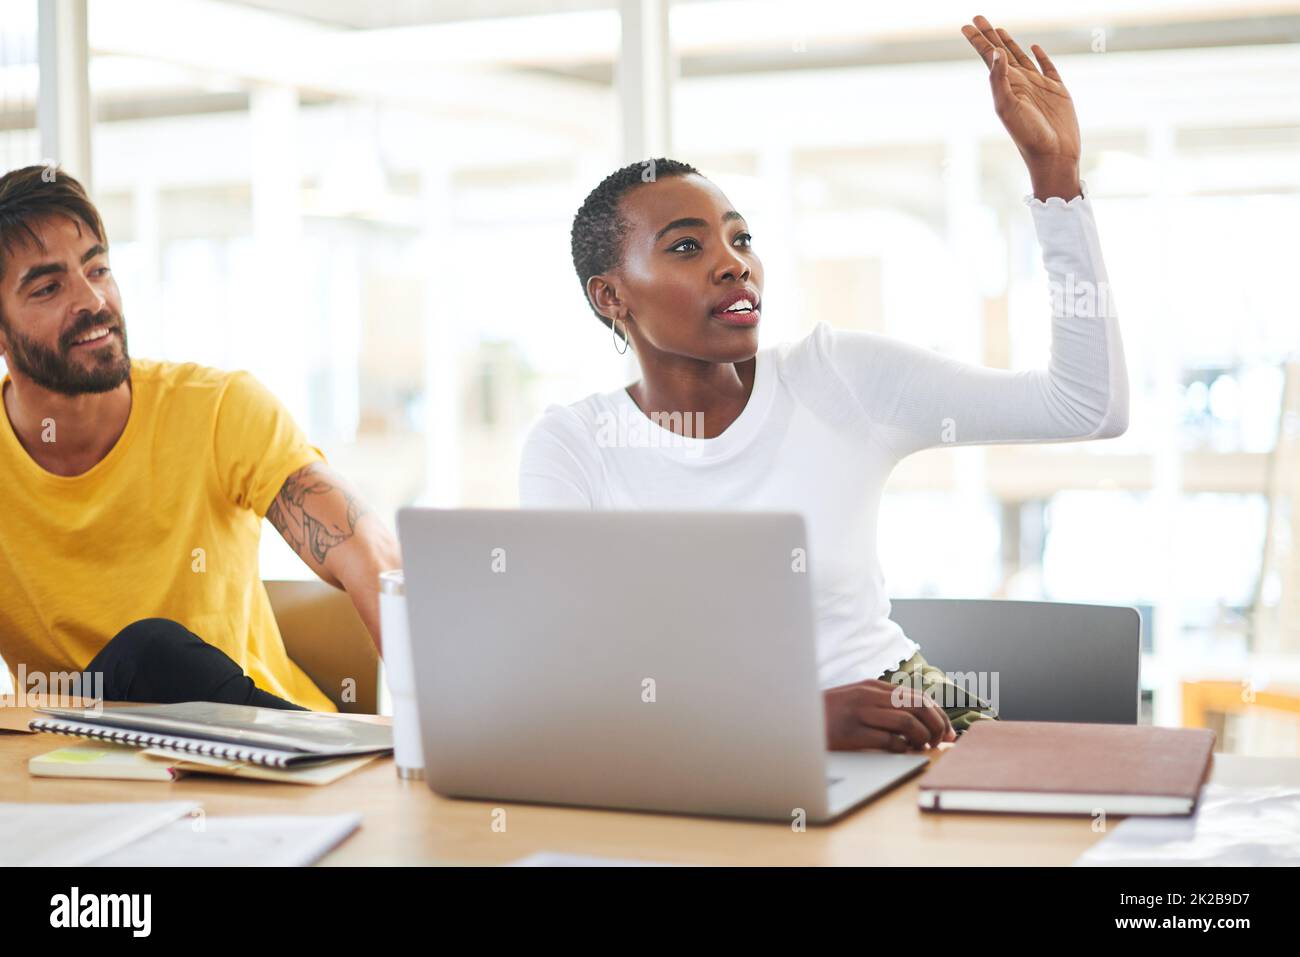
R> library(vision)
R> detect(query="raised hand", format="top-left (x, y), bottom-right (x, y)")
top-left (961, 15), bottom-right (1082, 200)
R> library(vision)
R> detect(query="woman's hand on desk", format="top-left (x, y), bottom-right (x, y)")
top-left (822, 680), bottom-right (956, 752)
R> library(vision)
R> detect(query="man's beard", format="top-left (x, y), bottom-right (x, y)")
top-left (1, 309), bottom-right (131, 396)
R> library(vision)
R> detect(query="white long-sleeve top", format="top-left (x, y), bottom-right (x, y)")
top-left (519, 189), bottom-right (1128, 687)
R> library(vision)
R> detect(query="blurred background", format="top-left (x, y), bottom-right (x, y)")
top-left (1, 0), bottom-right (1297, 753)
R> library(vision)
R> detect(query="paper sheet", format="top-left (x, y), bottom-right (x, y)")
top-left (91, 813), bottom-right (363, 867)
top-left (1075, 784), bottom-right (1300, 866)
top-left (508, 852), bottom-right (677, 867)
top-left (0, 801), bottom-right (200, 866)
top-left (142, 747), bottom-right (379, 785)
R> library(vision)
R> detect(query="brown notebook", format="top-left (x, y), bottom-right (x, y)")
top-left (919, 721), bottom-right (1215, 816)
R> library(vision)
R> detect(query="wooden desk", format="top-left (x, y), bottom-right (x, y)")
top-left (3, 707), bottom-right (1297, 866)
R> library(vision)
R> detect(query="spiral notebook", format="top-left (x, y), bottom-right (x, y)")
top-left (30, 702), bottom-right (393, 769)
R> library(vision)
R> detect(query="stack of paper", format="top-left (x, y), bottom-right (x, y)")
top-left (0, 802), bottom-right (200, 865)
top-left (1075, 784), bottom-right (1300, 866)
top-left (1, 802), bottom-right (362, 866)
top-left (93, 814), bottom-right (363, 867)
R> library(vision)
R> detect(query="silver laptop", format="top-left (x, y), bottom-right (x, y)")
top-left (396, 508), bottom-right (928, 823)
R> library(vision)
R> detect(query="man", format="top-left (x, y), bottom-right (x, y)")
top-left (0, 165), bottom-right (401, 711)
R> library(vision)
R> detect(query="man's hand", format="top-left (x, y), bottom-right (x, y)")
top-left (823, 678), bottom-right (956, 752)
top-left (267, 462), bottom-right (401, 653)
top-left (961, 15), bottom-right (1083, 201)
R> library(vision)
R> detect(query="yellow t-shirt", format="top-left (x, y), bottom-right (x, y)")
top-left (0, 359), bottom-right (338, 712)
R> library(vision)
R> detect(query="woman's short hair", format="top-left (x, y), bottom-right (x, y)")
top-left (570, 157), bottom-right (699, 334)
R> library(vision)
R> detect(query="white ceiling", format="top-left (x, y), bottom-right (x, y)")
top-left (226, 0), bottom-right (616, 29)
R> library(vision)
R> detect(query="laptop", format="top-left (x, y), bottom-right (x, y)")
top-left (396, 508), bottom-right (928, 823)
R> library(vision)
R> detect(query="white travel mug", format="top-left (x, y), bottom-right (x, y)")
top-left (378, 569), bottom-right (424, 780)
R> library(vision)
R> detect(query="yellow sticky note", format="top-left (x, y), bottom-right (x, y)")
top-left (42, 748), bottom-right (110, 764)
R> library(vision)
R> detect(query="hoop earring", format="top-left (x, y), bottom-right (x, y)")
top-left (612, 317), bottom-right (629, 355)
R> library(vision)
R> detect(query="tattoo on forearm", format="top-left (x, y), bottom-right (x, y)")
top-left (267, 463), bottom-right (369, 566)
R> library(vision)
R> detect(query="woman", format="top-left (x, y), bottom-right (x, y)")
top-left (520, 18), bottom-right (1127, 752)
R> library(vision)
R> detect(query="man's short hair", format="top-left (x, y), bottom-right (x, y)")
top-left (0, 165), bottom-right (106, 284)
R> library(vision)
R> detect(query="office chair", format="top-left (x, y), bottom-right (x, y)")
top-left (264, 579), bottom-right (380, 714)
top-left (888, 598), bottom-right (1141, 724)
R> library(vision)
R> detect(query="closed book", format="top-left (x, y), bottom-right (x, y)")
top-left (918, 721), bottom-right (1215, 816)
top-left (30, 744), bottom-right (183, 782)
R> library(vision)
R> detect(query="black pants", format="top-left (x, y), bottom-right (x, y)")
top-left (82, 618), bottom-right (307, 711)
